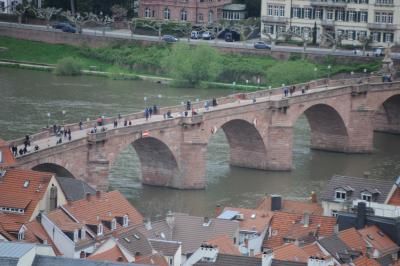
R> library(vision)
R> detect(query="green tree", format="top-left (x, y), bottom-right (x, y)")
top-left (161, 44), bottom-right (222, 87)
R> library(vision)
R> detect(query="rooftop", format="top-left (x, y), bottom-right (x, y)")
top-left (32, 255), bottom-right (147, 266)
top-left (149, 239), bottom-right (181, 257)
top-left (318, 235), bottom-right (361, 264)
top-left (338, 227), bottom-right (367, 254)
top-left (206, 235), bottom-right (241, 256)
top-left (358, 225), bottom-right (399, 255)
top-left (88, 244), bottom-right (127, 263)
top-left (56, 176), bottom-right (96, 202)
top-left (256, 195), bottom-right (323, 215)
top-left (353, 256), bottom-right (382, 266)
top-left (218, 207), bottom-right (272, 233)
top-left (321, 175), bottom-right (394, 204)
top-left (0, 241), bottom-right (35, 258)
top-left (273, 243), bottom-right (309, 263)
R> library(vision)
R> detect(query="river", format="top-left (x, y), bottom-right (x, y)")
top-left (1, 67), bottom-right (399, 219)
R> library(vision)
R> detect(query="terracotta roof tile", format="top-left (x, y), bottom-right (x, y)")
top-left (301, 243), bottom-right (330, 259)
top-left (263, 212), bottom-right (336, 250)
top-left (353, 256), bottom-right (382, 266)
top-left (135, 254), bottom-right (169, 266)
top-left (221, 207), bottom-right (273, 233)
top-left (0, 139), bottom-right (16, 168)
top-left (338, 228), bottom-right (367, 254)
top-left (388, 187), bottom-right (400, 206)
top-left (206, 235), bottom-right (241, 256)
top-left (273, 243), bottom-right (309, 263)
top-left (358, 225), bottom-right (400, 255)
top-left (0, 169), bottom-right (53, 235)
top-left (256, 196), bottom-right (323, 215)
top-left (88, 245), bottom-right (128, 263)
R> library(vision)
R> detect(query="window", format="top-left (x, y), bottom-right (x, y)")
top-left (111, 219), bottom-right (117, 230)
top-left (144, 8), bottom-right (151, 18)
top-left (335, 189), bottom-right (346, 201)
top-left (208, 10), bottom-right (213, 23)
top-left (97, 224), bottom-right (103, 236)
top-left (360, 11), bottom-right (368, 22)
top-left (267, 4), bottom-right (273, 16)
top-left (18, 227), bottom-right (25, 240)
top-left (164, 8), bottom-right (170, 20)
top-left (292, 7), bottom-right (301, 18)
top-left (123, 215), bottom-right (129, 227)
top-left (332, 210), bottom-right (338, 217)
top-left (180, 9), bottom-right (187, 21)
top-left (361, 192), bottom-right (372, 201)
top-left (279, 6), bottom-right (285, 17)
top-left (315, 9), bottom-right (322, 19)
top-left (337, 10), bottom-right (344, 21)
top-left (384, 33), bottom-right (394, 43)
top-left (375, 12), bottom-right (393, 23)
top-left (372, 32), bottom-right (381, 42)
top-left (348, 11), bottom-right (356, 21)
top-left (327, 10), bottom-right (334, 20)
top-left (23, 180), bottom-right (29, 188)
top-left (265, 24), bottom-right (274, 34)
top-left (198, 13), bottom-right (203, 22)
top-left (273, 6), bottom-right (279, 16)
top-left (0, 2), bottom-right (4, 12)
top-left (74, 230), bottom-right (79, 242)
top-left (304, 8), bottom-right (312, 19)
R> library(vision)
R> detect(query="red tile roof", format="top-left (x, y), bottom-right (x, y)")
top-left (353, 256), bottom-right (382, 266)
top-left (206, 235), bottom-right (241, 256)
top-left (88, 245), bottom-right (128, 263)
top-left (263, 212), bottom-right (337, 249)
top-left (0, 169), bottom-right (53, 235)
top-left (135, 254), bottom-right (169, 266)
top-left (256, 195), bottom-right (323, 215)
top-left (222, 207), bottom-right (272, 233)
top-left (302, 243), bottom-right (330, 259)
top-left (338, 228), bottom-right (367, 254)
top-left (273, 243), bottom-right (309, 263)
top-left (23, 219), bottom-right (62, 256)
top-left (0, 139), bottom-right (16, 168)
top-left (388, 187), bottom-right (400, 206)
top-left (358, 225), bottom-right (399, 256)
top-left (62, 190), bottom-right (143, 233)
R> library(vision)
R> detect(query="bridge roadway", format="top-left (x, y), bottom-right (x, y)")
top-left (14, 85), bottom-right (334, 156)
top-left (8, 76), bottom-right (400, 190)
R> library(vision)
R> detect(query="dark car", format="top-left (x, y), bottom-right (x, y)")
top-left (225, 32), bottom-right (233, 42)
top-left (52, 22), bottom-right (72, 30)
top-left (162, 35), bottom-right (179, 43)
top-left (254, 41), bottom-right (271, 50)
top-left (61, 25), bottom-right (76, 33)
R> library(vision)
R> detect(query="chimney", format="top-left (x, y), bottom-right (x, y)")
top-left (203, 217), bottom-right (211, 226)
top-left (271, 195), bottom-right (282, 211)
top-left (215, 204), bottom-right (222, 217)
top-left (166, 211), bottom-right (175, 229)
top-left (80, 251), bottom-right (86, 259)
top-left (96, 190), bottom-right (101, 198)
top-left (86, 192), bottom-right (91, 201)
top-left (303, 212), bottom-right (310, 228)
top-left (144, 218), bottom-right (152, 231)
top-left (356, 201), bottom-right (367, 229)
top-left (310, 191), bottom-right (317, 203)
top-left (262, 251), bottom-right (273, 266)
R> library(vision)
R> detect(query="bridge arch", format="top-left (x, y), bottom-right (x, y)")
top-left (32, 163), bottom-right (75, 178)
top-left (373, 94), bottom-right (400, 135)
top-left (109, 135), bottom-right (180, 188)
top-left (292, 103), bottom-right (349, 152)
top-left (207, 118), bottom-right (268, 170)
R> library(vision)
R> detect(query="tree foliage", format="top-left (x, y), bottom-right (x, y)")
top-left (54, 57), bottom-right (82, 75)
top-left (161, 44), bottom-right (222, 87)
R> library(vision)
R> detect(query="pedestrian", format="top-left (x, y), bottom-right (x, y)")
top-left (23, 146), bottom-right (27, 154)
top-left (205, 101), bottom-right (209, 111)
top-left (186, 100), bottom-right (191, 111)
top-left (153, 105), bottom-right (157, 115)
top-left (184, 110), bottom-right (188, 117)
top-left (113, 120), bottom-right (118, 128)
top-left (128, 121), bottom-right (132, 126)
top-left (252, 97), bottom-right (256, 103)
top-left (167, 110), bottom-right (173, 118)
top-left (149, 107), bottom-right (153, 117)
top-left (302, 86), bottom-right (305, 94)
top-left (212, 98), bottom-right (218, 107)
top-left (124, 120), bottom-right (128, 127)
top-left (53, 124), bottom-right (57, 134)
top-left (79, 120), bottom-right (83, 130)
top-left (34, 145), bottom-right (39, 151)
top-left (118, 113), bottom-right (122, 120)
top-left (19, 148), bottom-right (23, 156)
top-left (145, 108), bottom-right (149, 121)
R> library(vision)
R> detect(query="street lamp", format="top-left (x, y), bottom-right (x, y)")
top-left (363, 68), bottom-right (367, 77)
top-left (351, 71), bottom-right (354, 77)
top-left (157, 94), bottom-right (162, 108)
top-left (327, 65), bottom-right (331, 79)
top-left (47, 112), bottom-right (51, 128)
top-left (314, 67), bottom-right (318, 80)
top-left (246, 80), bottom-right (249, 94)
top-left (62, 110), bottom-right (66, 125)
top-left (144, 96), bottom-right (147, 106)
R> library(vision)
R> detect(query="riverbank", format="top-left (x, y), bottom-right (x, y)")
top-left (0, 36), bottom-right (382, 88)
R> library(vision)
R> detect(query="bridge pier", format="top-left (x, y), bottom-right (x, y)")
top-left (86, 139), bottom-right (111, 191)
top-left (178, 142), bottom-right (208, 189)
top-left (346, 109), bottom-right (374, 153)
top-left (265, 125), bottom-right (293, 171)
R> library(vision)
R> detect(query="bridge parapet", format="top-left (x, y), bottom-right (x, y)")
top-left (87, 132), bottom-right (108, 143)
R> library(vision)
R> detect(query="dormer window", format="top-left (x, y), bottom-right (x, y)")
top-left (74, 230), bottom-right (79, 242)
top-left (123, 215), bottom-right (129, 227)
top-left (97, 224), bottom-right (103, 236)
top-left (18, 226), bottom-right (25, 240)
top-left (361, 192), bottom-right (372, 202)
top-left (80, 228), bottom-right (86, 240)
top-left (335, 189), bottom-right (347, 201)
top-left (111, 219), bottom-right (117, 231)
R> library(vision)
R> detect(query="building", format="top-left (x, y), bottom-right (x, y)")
top-left (138, 0), bottom-right (232, 24)
top-left (40, 190), bottom-right (143, 258)
top-left (221, 4), bottom-right (247, 21)
top-left (0, 168), bottom-right (67, 241)
top-left (217, 207), bottom-right (272, 256)
top-left (256, 194), bottom-right (323, 215)
top-left (260, 0), bottom-right (400, 45)
top-left (320, 175), bottom-right (394, 217)
top-left (56, 176), bottom-right (96, 202)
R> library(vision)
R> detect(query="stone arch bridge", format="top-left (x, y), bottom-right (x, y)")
top-left (9, 78), bottom-right (400, 190)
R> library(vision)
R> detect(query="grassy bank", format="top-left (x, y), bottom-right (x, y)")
top-left (0, 36), bottom-right (381, 88)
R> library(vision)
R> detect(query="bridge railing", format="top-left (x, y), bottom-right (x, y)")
top-left (87, 131), bottom-right (108, 143)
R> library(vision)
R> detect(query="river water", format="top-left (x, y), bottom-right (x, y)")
top-left (1, 67), bottom-right (399, 219)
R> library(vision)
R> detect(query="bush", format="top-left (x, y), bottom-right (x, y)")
top-left (54, 57), bottom-right (82, 76)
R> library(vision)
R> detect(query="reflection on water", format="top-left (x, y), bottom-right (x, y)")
top-left (1, 67), bottom-right (400, 219)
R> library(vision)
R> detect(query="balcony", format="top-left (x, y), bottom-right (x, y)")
top-left (374, 0), bottom-right (394, 6)
top-left (310, 0), bottom-right (347, 7)
top-left (368, 23), bottom-right (396, 30)
top-left (262, 16), bottom-right (288, 24)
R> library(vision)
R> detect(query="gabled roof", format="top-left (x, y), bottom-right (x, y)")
top-left (88, 245), bottom-right (128, 263)
top-left (0, 139), bottom-right (15, 168)
top-left (56, 176), bottom-right (96, 202)
top-left (387, 187), bottom-right (400, 206)
top-left (149, 239), bottom-right (181, 257)
top-left (32, 255), bottom-right (147, 266)
top-left (273, 243), bottom-right (309, 263)
top-left (257, 196), bottom-right (323, 215)
top-left (0, 169), bottom-right (53, 233)
top-left (118, 228), bottom-right (153, 257)
top-left (263, 212), bottom-right (336, 249)
top-left (338, 228), bottom-right (367, 254)
top-left (23, 219), bottom-right (62, 256)
top-left (301, 243), bottom-right (330, 259)
top-left (0, 241), bottom-right (35, 258)
top-left (135, 254), bottom-right (169, 266)
top-left (321, 175), bottom-right (393, 203)
top-left (206, 235), bottom-right (241, 256)
top-left (318, 235), bottom-right (361, 264)
top-left (218, 207), bottom-right (272, 233)
top-left (194, 253), bottom-right (261, 266)
top-left (358, 225), bottom-right (400, 255)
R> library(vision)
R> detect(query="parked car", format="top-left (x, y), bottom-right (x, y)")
top-left (52, 22), bottom-right (73, 30)
top-left (202, 31), bottom-right (215, 40)
top-left (225, 32), bottom-right (233, 42)
top-left (254, 41), bottom-right (271, 50)
top-left (162, 35), bottom-right (179, 43)
top-left (373, 47), bottom-right (384, 57)
top-left (61, 25), bottom-right (77, 33)
top-left (191, 31), bottom-right (200, 39)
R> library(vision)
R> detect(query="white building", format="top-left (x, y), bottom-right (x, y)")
top-left (261, 0), bottom-right (400, 45)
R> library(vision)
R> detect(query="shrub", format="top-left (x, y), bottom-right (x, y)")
top-left (54, 57), bottom-right (82, 76)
